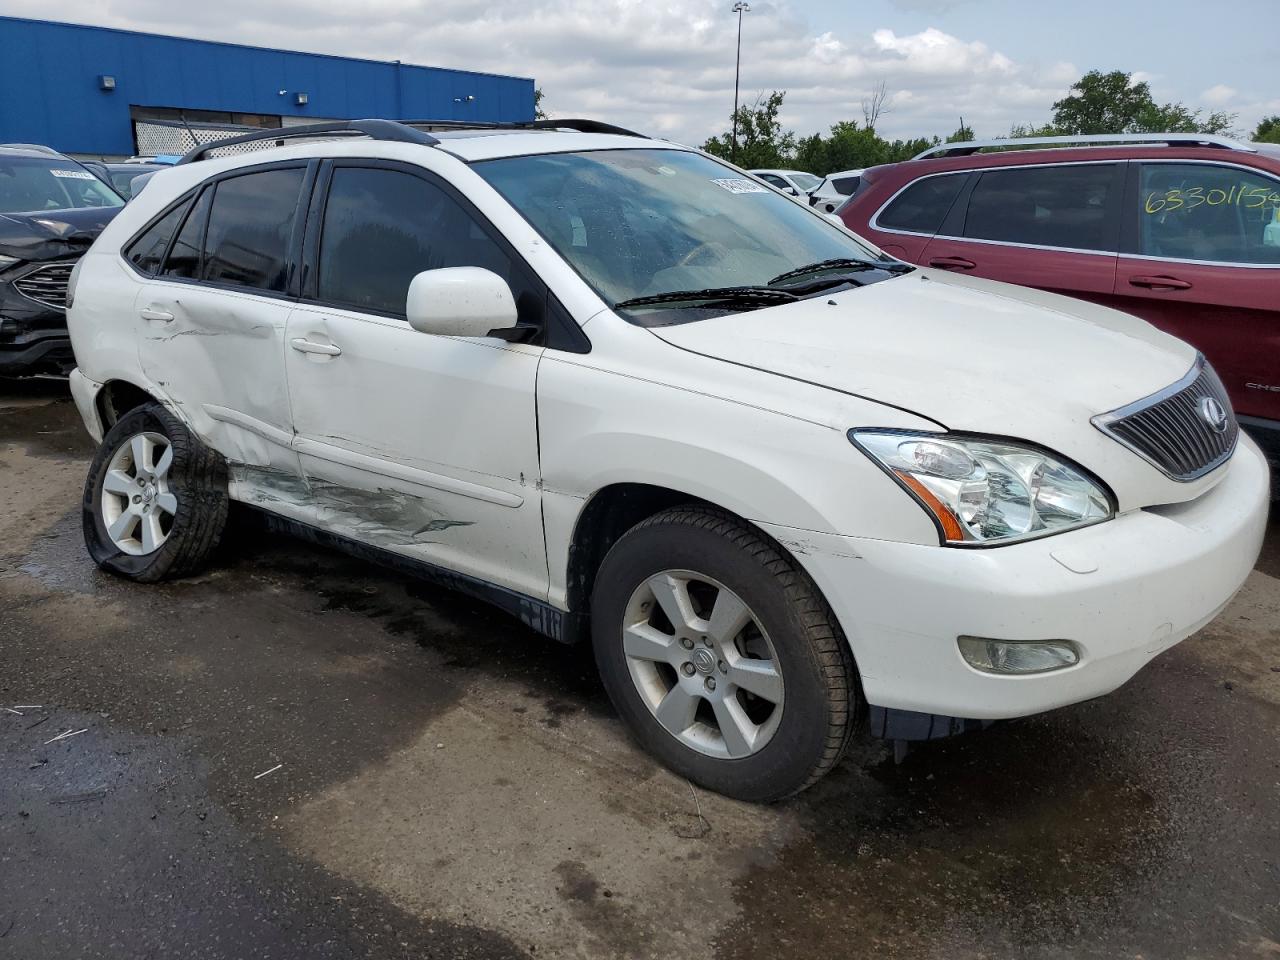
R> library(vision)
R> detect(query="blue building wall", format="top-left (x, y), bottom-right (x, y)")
top-left (0, 17), bottom-right (536, 155)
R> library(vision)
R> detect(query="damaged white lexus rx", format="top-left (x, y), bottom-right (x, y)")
top-left (66, 119), bottom-right (1269, 801)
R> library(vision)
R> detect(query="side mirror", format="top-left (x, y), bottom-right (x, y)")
top-left (406, 267), bottom-right (519, 338)
top-left (822, 213), bottom-right (844, 227)
top-left (787, 187), bottom-right (800, 197)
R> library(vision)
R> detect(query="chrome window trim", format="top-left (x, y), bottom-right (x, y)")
top-left (868, 160), bottom-right (1123, 254)
top-left (1132, 158), bottom-right (1280, 269)
top-left (1091, 353), bottom-right (1239, 481)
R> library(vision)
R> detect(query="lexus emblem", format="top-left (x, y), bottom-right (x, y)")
top-left (1198, 396), bottom-right (1229, 434)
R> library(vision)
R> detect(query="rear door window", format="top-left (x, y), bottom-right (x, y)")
top-left (876, 174), bottom-right (967, 234)
top-left (162, 188), bottom-right (212, 280)
top-left (1137, 163), bottom-right (1280, 265)
top-left (126, 198), bottom-right (191, 275)
top-left (201, 168), bottom-right (305, 292)
top-left (831, 176), bottom-right (861, 195)
top-left (962, 163), bottom-right (1119, 251)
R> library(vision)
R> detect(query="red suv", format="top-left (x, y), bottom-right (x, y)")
top-left (840, 134), bottom-right (1280, 456)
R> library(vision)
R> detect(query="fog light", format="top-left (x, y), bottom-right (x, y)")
top-left (958, 636), bottom-right (1080, 675)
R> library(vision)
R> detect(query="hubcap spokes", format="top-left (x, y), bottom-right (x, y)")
top-left (100, 432), bottom-right (177, 556)
top-left (623, 571), bottom-right (784, 759)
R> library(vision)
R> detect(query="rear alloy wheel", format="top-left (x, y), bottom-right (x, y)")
top-left (592, 506), bottom-right (861, 802)
top-left (99, 432), bottom-right (178, 556)
top-left (83, 402), bottom-right (228, 582)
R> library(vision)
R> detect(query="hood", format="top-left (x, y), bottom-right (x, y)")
top-left (0, 206), bottom-right (121, 261)
top-left (650, 269), bottom-right (1204, 507)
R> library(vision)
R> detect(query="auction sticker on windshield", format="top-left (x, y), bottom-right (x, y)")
top-left (50, 169), bottom-right (96, 180)
top-left (711, 178), bottom-right (768, 194)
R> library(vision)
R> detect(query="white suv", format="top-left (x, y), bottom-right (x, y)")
top-left (66, 119), bottom-right (1269, 801)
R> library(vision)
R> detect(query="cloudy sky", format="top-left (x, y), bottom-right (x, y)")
top-left (2, 0), bottom-right (1275, 146)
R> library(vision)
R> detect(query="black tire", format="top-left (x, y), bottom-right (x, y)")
top-left (591, 506), bottom-right (861, 802)
top-left (82, 401), bottom-right (229, 582)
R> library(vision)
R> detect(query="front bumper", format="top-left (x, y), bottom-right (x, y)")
top-left (761, 435), bottom-right (1270, 723)
top-left (0, 334), bottom-right (74, 376)
top-left (1, 267), bottom-right (74, 376)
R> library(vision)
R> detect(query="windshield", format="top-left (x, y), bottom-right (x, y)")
top-left (791, 173), bottom-right (822, 191)
top-left (474, 149), bottom-right (882, 310)
top-left (0, 157), bottom-right (124, 214)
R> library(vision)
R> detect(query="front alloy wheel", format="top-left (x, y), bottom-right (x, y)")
top-left (623, 571), bottom-right (784, 759)
top-left (591, 506), bottom-right (861, 802)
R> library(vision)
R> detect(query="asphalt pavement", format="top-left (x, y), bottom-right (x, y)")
top-left (2, 378), bottom-right (1277, 959)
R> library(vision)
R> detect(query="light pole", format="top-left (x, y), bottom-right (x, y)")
top-left (731, 2), bottom-right (749, 163)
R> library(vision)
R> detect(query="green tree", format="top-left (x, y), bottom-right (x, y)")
top-left (534, 88), bottom-right (547, 120)
top-left (1052, 69), bottom-right (1236, 135)
top-left (946, 118), bottom-right (975, 143)
top-left (884, 136), bottom-right (940, 162)
top-left (823, 121), bottom-right (891, 171)
top-left (702, 91), bottom-right (796, 168)
top-left (1005, 122), bottom-right (1062, 139)
top-left (1252, 116), bottom-right (1280, 144)
top-left (792, 132), bottom-right (828, 174)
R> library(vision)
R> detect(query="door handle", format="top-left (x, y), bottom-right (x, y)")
top-left (139, 307), bottom-right (174, 322)
top-left (1128, 275), bottom-right (1192, 291)
top-left (928, 256), bottom-right (977, 271)
top-left (290, 338), bottom-right (342, 357)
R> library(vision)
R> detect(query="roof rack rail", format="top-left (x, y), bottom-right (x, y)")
top-left (527, 118), bottom-right (646, 137)
top-left (913, 132), bottom-right (1257, 161)
top-left (175, 119), bottom-right (440, 165)
top-left (404, 117), bottom-right (646, 138)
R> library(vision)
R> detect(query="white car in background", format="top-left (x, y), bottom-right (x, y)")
top-left (748, 168), bottom-right (822, 200)
top-left (810, 167), bottom-right (865, 213)
top-left (64, 118), bottom-right (1268, 802)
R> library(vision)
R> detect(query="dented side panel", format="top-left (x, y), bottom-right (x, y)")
top-left (136, 281), bottom-right (301, 476)
top-left (282, 305), bottom-right (548, 600)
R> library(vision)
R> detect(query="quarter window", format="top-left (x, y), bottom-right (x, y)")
top-left (1138, 163), bottom-right (1280, 265)
top-left (126, 199), bottom-right (191, 275)
top-left (316, 167), bottom-right (522, 317)
top-left (162, 188), bottom-right (212, 280)
top-left (963, 164), bottom-right (1117, 251)
top-left (877, 174), bottom-right (966, 234)
top-left (201, 168), bottom-right (304, 292)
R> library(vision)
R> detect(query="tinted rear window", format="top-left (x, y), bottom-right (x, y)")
top-left (877, 174), bottom-right (966, 234)
top-left (963, 164), bottom-right (1118, 251)
top-left (201, 168), bottom-right (304, 292)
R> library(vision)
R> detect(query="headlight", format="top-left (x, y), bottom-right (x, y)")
top-left (850, 430), bottom-right (1113, 546)
top-left (0, 254), bottom-right (21, 270)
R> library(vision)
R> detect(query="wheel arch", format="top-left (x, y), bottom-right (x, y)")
top-left (563, 482), bottom-right (821, 619)
top-left (96, 378), bottom-right (159, 432)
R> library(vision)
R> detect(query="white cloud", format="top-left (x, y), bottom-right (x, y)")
top-left (0, 0), bottom-right (1085, 144)
top-left (1200, 84), bottom-right (1237, 106)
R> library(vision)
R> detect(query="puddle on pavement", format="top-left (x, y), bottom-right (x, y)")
top-left (716, 716), bottom-right (1171, 958)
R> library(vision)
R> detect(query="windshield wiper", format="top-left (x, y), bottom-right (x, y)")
top-left (767, 258), bottom-right (912, 287)
top-left (615, 286), bottom-right (801, 311)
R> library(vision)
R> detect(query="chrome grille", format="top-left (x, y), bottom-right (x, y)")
top-left (1092, 356), bottom-right (1238, 481)
top-left (13, 261), bottom-right (76, 310)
